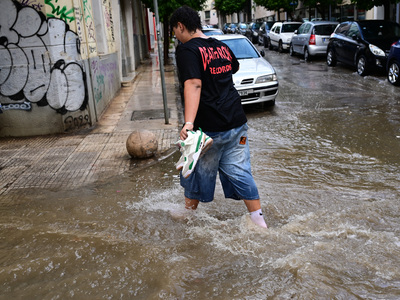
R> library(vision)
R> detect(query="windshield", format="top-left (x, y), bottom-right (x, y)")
top-left (221, 38), bottom-right (259, 59)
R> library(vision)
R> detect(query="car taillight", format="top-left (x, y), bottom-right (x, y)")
top-left (309, 34), bottom-right (316, 45)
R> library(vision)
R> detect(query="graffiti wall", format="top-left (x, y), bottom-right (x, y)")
top-left (0, 0), bottom-right (120, 137)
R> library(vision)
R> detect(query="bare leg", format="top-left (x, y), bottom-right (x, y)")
top-left (185, 197), bottom-right (199, 210)
top-left (243, 199), bottom-right (261, 212)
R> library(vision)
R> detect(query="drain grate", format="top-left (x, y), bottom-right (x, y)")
top-left (131, 109), bottom-right (170, 121)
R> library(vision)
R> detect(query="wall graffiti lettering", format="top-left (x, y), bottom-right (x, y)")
top-left (0, 101), bottom-right (32, 111)
top-left (103, 0), bottom-right (115, 43)
top-left (0, 0), bottom-right (88, 114)
top-left (63, 114), bottom-right (91, 131)
top-left (20, 0), bottom-right (44, 11)
top-left (44, 0), bottom-right (75, 23)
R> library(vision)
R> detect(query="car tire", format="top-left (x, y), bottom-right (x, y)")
top-left (278, 40), bottom-right (284, 53)
top-left (388, 60), bottom-right (400, 86)
top-left (289, 44), bottom-right (294, 56)
top-left (268, 38), bottom-right (273, 50)
top-left (356, 55), bottom-right (368, 76)
top-left (304, 48), bottom-right (311, 62)
top-left (326, 49), bottom-right (337, 67)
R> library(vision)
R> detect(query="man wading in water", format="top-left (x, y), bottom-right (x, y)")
top-left (171, 6), bottom-right (268, 229)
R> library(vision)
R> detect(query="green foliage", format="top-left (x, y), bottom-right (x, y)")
top-left (349, 0), bottom-right (400, 11)
top-left (302, 0), bottom-right (342, 7)
top-left (141, 0), bottom-right (207, 21)
top-left (252, 0), bottom-right (298, 15)
top-left (214, 0), bottom-right (247, 15)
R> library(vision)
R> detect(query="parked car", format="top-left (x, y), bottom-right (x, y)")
top-left (268, 21), bottom-right (303, 52)
top-left (326, 20), bottom-right (400, 76)
top-left (387, 39), bottom-right (400, 85)
top-left (202, 28), bottom-right (224, 36)
top-left (226, 23), bottom-right (238, 34)
top-left (290, 21), bottom-right (338, 61)
top-left (245, 21), bottom-right (263, 43)
top-left (235, 22), bottom-right (248, 35)
top-left (258, 21), bottom-right (275, 47)
top-left (212, 34), bottom-right (279, 105)
top-left (222, 23), bottom-right (231, 34)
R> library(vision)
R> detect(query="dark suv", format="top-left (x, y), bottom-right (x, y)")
top-left (326, 20), bottom-right (400, 76)
top-left (245, 22), bottom-right (263, 43)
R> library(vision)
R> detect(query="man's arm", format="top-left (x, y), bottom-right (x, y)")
top-left (180, 78), bottom-right (202, 140)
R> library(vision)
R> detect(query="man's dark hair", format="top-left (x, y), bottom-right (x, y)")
top-left (170, 5), bottom-right (202, 33)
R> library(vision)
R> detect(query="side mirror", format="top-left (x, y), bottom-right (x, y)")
top-left (294, 30), bottom-right (298, 34)
top-left (260, 50), bottom-right (265, 57)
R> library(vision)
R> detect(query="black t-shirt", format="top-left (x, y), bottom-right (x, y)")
top-left (176, 37), bottom-right (247, 132)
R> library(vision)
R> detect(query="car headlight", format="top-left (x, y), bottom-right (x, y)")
top-left (369, 44), bottom-right (385, 57)
top-left (255, 74), bottom-right (277, 84)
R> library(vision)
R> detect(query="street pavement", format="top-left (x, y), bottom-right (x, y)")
top-left (0, 53), bottom-right (182, 196)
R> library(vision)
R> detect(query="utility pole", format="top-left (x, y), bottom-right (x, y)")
top-left (153, 0), bottom-right (169, 124)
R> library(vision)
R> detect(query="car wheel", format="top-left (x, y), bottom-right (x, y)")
top-left (326, 49), bottom-right (337, 67)
top-left (289, 44), bottom-right (294, 56)
top-left (357, 55), bottom-right (368, 76)
top-left (278, 40), bottom-right (283, 53)
top-left (388, 61), bottom-right (400, 86)
top-left (304, 48), bottom-right (311, 62)
top-left (268, 38), bottom-right (273, 50)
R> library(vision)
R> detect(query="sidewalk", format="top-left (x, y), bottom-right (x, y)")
top-left (0, 53), bottom-right (182, 196)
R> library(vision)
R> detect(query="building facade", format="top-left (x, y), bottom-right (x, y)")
top-left (221, 1), bottom-right (400, 25)
top-left (0, 0), bottom-right (151, 137)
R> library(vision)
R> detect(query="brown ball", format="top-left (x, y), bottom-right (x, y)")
top-left (126, 130), bottom-right (158, 158)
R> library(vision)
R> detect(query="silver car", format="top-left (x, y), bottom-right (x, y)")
top-left (290, 21), bottom-right (338, 61)
top-left (213, 35), bottom-right (279, 105)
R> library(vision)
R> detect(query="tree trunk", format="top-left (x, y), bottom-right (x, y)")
top-left (384, 0), bottom-right (391, 20)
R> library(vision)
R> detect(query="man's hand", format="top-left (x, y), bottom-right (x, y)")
top-left (180, 123), bottom-right (194, 140)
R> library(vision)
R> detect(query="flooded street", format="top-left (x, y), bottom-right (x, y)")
top-left (1, 50), bottom-right (400, 299)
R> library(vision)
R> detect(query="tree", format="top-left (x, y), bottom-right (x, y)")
top-left (141, 0), bottom-right (207, 62)
top-left (253, 0), bottom-right (298, 20)
top-left (350, 0), bottom-right (400, 20)
top-left (302, 0), bottom-right (343, 20)
top-left (214, 0), bottom-right (247, 16)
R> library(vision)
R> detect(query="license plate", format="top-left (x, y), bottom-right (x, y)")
top-left (238, 90), bottom-right (249, 96)
top-left (323, 38), bottom-right (329, 43)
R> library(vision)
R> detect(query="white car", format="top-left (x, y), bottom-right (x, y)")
top-left (213, 34), bottom-right (279, 105)
top-left (268, 21), bottom-right (302, 52)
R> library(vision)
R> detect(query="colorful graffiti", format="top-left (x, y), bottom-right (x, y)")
top-left (0, 0), bottom-right (87, 114)
top-left (45, 0), bottom-right (75, 23)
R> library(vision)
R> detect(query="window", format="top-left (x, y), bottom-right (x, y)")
top-left (304, 23), bottom-right (312, 33)
top-left (346, 23), bottom-right (359, 38)
top-left (335, 23), bottom-right (350, 36)
top-left (297, 23), bottom-right (306, 34)
top-left (314, 24), bottom-right (338, 35)
top-left (205, 11), bottom-right (210, 19)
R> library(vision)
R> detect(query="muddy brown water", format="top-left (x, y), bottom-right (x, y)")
top-left (1, 51), bottom-right (400, 299)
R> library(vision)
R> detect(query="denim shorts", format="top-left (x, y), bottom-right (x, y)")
top-left (180, 123), bottom-right (259, 202)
